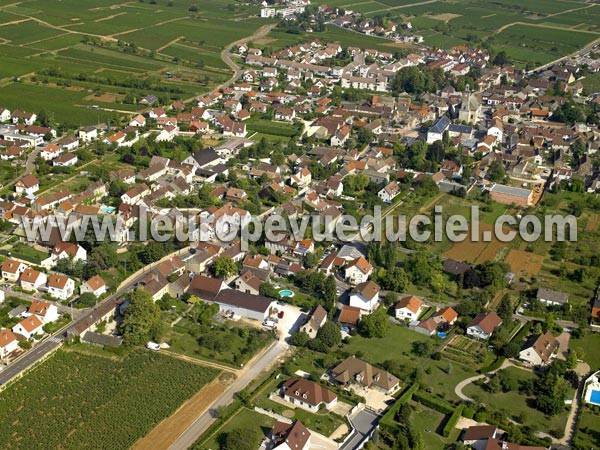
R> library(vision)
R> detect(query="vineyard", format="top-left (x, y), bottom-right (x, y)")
top-left (0, 348), bottom-right (219, 450)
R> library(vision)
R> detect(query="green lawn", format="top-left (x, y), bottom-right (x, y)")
top-left (573, 409), bottom-right (600, 450)
top-left (409, 401), bottom-right (460, 449)
top-left (570, 333), bottom-right (600, 372)
top-left (166, 318), bottom-right (273, 367)
top-left (463, 366), bottom-right (569, 435)
top-left (201, 407), bottom-right (276, 450)
top-left (9, 241), bottom-right (48, 264)
top-left (343, 324), bottom-right (478, 402)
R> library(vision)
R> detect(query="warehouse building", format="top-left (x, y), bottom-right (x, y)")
top-left (489, 184), bottom-right (533, 207)
top-left (214, 290), bottom-right (276, 321)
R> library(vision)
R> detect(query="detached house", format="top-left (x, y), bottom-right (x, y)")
top-left (1, 259), bottom-right (27, 282)
top-left (519, 331), bottom-right (558, 366)
top-left (27, 300), bottom-right (59, 324)
top-left (80, 275), bottom-right (107, 298)
top-left (378, 181), bottom-right (400, 204)
top-left (467, 311), bottom-right (503, 340)
top-left (395, 296), bottom-right (424, 320)
top-left (13, 315), bottom-right (44, 339)
top-left (281, 377), bottom-right (338, 412)
top-left (47, 274), bottom-right (75, 301)
top-left (349, 281), bottom-right (380, 313)
top-left (344, 256), bottom-right (373, 285)
top-left (15, 174), bottom-right (40, 196)
top-left (0, 329), bottom-right (18, 357)
top-left (271, 420), bottom-right (311, 450)
top-left (300, 305), bottom-right (327, 338)
top-left (332, 356), bottom-right (399, 394)
top-left (19, 268), bottom-right (47, 292)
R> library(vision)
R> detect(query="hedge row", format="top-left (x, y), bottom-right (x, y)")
top-left (443, 404), bottom-right (464, 437)
top-left (380, 382), bottom-right (419, 427)
top-left (479, 356), bottom-right (506, 374)
top-left (413, 391), bottom-right (455, 415)
top-left (510, 320), bottom-right (533, 343)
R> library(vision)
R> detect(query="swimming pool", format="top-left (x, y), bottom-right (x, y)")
top-left (279, 289), bottom-right (294, 298)
top-left (100, 206), bottom-right (116, 214)
top-left (590, 389), bottom-right (600, 405)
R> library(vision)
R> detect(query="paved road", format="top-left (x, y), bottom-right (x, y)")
top-left (169, 340), bottom-right (290, 450)
top-left (340, 409), bottom-right (381, 450)
top-left (217, 23), bottom-right (276, 92)
top-left (454, 359), bottom-right (513, 402)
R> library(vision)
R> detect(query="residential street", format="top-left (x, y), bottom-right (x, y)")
top-left (169, 340), bottom-right (291, 450)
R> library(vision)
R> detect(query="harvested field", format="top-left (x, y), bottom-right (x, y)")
top-left (442, 223), bottom-right (503, 264)
top-left (505, 249), bottom-right (543, 280)
top-left (132, 374), bottom-right (233, 450)
top-left (427, 13), bottom-right (462, 21)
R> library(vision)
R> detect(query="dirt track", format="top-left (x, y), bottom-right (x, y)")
top-left (131, 376), bottom-right (229, 450)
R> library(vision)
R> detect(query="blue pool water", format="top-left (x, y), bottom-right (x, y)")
top-left (279, 289), bottom-right (294, 298)
top-left (437, 332), bottom-right (447, 339)
top-left (101, 206), bottom-right (116, 214)
top-left (590, 389), bottom-right (600, 405)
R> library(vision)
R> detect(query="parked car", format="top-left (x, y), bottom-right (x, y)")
top-left (146, 342), bottom-right (160, 351)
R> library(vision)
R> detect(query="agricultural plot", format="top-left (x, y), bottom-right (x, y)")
top-left (0, 348), bottom-right (219, 450)
top-left (505, 249), bottom-right (544, 280)
top-left (0, 0), bottom-right (263, 123)
top-left (442, 222), bottom-right (505, 264)
top-left (368, 0), bottom-right (600, 66)
top-left (441, 335), bottom-right (492, 370)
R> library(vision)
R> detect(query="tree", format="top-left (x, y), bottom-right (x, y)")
top-left (360, 308), bottom-right (390, 338)
top-left (488, 160), bottom-right (505, 182)
top-left (322, 276), bottom-right (337, 311)
top-left (411, 340), bottom-right (433, 357)
top-left (315, 321), bottom-right (342, 348)
top-left (291, 331), bottom-right (310, 347)
top-left (381, 266), bottom-right (409, 292)
top-left (118, 289), bottom-right (165, 345)
top-left (219, 428), bottom-right (260, 450)
top-left (212, 257), bottom-right (237, 279)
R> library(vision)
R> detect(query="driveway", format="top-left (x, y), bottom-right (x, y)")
top-left (340, 409), bottom-right (381, 450)
top-left (555, 331), bottom-right (570, 360)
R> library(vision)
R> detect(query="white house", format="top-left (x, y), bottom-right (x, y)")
top-left (518, 331), bottom-right (558, 366)
top-left (53, 152), bottom-right (78, 167)
top-left (27, 300), bottom-right (59, 324)
top-left (1, 259), bottom-right (27, 283)
top-left (80, 275), bottom-right (107, 297)
top-left (0, 328), bottom-right (18, 357)
top-left (378, 181), bottom-right (400, 204)
top-left (13, 315), bottom-right (44, 339)
top-left (349, 281), bottom-right (380, 313)
top-left (281, 377), bottom-right (338, 412)
top-left (466, 312), bottom-right (503, 340)
top-left (344, 256), bottom-right (373, 285)
top-left (426, 115), bottom-right (451, 144)
top-left (78, 126), bottom-right (98, 142)
top-left (42, 242), bottom-right (87, 268)
top-left (19, 268), bottom-right (47, 292)
top-left (15, 174), bottom-right (40, 196)
top-left (271, 421), bottom-right (311, 450)
top-left (0, 107), bottom-right (11, 122)
top-left (395, 295), bottom-right (425, 320)
top-left (47, 274), bottom-right (75, 301)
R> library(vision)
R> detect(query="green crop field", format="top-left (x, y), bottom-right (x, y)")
top-left (0, 0), bottom-right (265, 125)
top-left (0, 348), bottom-right (219, 450)
top-left (310, 0), bottom-right (600, 67)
